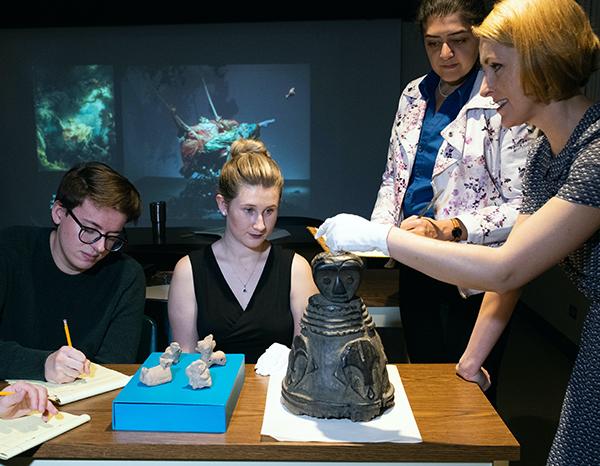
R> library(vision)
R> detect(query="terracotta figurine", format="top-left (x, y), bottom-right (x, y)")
top-left (195, 334), bottom-right (227, 367)
top-left (160, 342), bottom-right (182, 368)
top-left (186, 359), bottom-right (212, 389)
top-left (140, 364), bottom-right (173, 386)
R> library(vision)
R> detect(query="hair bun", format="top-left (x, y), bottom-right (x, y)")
top-left (229, 138), bottom-right (270, 159)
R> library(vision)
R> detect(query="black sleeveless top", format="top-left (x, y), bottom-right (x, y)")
top-left (189, 244), bottom-right (295, 363)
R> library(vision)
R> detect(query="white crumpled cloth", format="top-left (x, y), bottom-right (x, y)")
top-left (254, 343), bottom-right (290, 376)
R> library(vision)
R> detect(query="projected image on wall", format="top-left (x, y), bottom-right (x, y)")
top-left (121, 64), bottom-right (310, 226)
top-left (33, 65), bottom-right (117, 171)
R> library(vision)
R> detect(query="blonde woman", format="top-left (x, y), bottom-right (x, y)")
top-left (169, 139), bottom-right (318, 363)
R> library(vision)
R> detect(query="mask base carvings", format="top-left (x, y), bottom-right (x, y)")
top-left (281, 252), bottom-right (395, 422)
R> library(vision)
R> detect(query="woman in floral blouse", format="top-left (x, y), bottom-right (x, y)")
top-left (320, 0), bottom-right (600, 462)
top-left (371, 0), bottom-right (533, 403)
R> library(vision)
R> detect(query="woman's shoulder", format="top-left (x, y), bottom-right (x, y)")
top-left (556, 102), bottom-right (600, 171)
top-left (187, 245), bottom-right (214, 263)
top-left (575, 103), bottom-right (600, 150)
top-left (270, 244), bottom-right (297, 269)
top-left (176, 247), bottom-right (212, 279)
top-left (266, 245), bottom-right (309, 276)
top-left (290, 251), bottom-right (313, 278)
top-left (0, 226), bottom-right (49, 248)
top-left (400, 75), bottom-right (427, 100)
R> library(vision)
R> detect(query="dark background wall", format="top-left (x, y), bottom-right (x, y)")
top-left (0, 4), bottom-right (424, 228)
top-left (0, 19), bottom-right (407, 227)
top-left (0, 2), bottom-right (598, 345)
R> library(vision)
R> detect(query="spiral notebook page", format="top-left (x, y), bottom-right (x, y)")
top-left (8, 363), bottom-right (130, 405)
top-left (0, 411), bottom-right (90, 460)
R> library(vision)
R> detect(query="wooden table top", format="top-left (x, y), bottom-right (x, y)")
top-left (26, 364), bottom-right (518, 463)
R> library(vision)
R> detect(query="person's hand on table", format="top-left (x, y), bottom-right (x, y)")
top-left (455, 362), bottom-right (492, 392)
top-left (316, 214), bottom-right (392, 255)
top-left (45, 346), bottom-right (90, 383)
top-left (401, 215), bottom-right (441, 239)
top-left (401, 215), bottom-right (464, 241)
top-left (0, 381), bottom-right (58, 421)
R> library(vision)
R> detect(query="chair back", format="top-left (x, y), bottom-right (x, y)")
top-left (136, 315), bottom-right (158, 363)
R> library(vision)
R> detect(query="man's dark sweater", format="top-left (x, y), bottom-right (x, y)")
top-left (0, 226), bottom-right (145, 380)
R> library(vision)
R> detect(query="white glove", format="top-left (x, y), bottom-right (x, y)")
top-left (316, 213), bottom-right (392, 255)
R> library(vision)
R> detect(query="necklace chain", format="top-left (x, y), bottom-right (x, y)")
top-left (437, 80), bottom-right (453, 98)
top-left (225, 248), bottom-right (264, 293)
top-left (235, 261), bottom-right (259, 293)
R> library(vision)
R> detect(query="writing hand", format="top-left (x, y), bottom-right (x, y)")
top-left (44, 346), bottom-right (90, 383)
top-left (0, 381), bottom-right (58, 421)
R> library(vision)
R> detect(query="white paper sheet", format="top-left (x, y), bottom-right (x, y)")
top-left (8, 364), bottom-right (130, 405)
top-left (0, 412), bottom-right (90, 460)
top-left (261, 365), bottom-right (422, 443)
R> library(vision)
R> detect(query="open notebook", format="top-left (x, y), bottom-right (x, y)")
top-left (0, 411), bottom-right (90, 460)
top-left (8, 363), bottom-right (130, 405)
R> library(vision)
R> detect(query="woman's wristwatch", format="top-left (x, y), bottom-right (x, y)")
top-left (450, 218), bottom-right (463, 241)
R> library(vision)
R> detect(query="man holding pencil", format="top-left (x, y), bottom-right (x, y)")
top-left (0, 382), bottom-right (57, 420)
top-left (0, 162), bottom-right (145, 383)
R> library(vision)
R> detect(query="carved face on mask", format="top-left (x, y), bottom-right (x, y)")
top-left (312, 252), bottom-right (363, 303)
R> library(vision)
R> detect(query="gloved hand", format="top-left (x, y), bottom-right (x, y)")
top-left (316, 214), bottom-right (392, 255)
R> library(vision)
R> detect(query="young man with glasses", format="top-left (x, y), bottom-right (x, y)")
top-left (0, 162), bottom-right (145, 383)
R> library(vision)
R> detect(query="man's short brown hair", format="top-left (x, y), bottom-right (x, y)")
top-left (56, 162), bottom-right (141, 223)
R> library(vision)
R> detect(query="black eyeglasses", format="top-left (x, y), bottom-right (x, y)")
top-left (67, 209), bottom-right (127, 252)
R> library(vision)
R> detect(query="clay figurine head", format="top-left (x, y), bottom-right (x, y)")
top-left (311, 252), bottom-right (364, 303)
top-left (186, 359), bottom-right (212, 389)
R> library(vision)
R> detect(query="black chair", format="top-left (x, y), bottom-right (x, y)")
top-left (136, 315), bottom-right (158, 363)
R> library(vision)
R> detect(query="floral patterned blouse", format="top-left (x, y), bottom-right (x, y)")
top-left (371, 70), bottom-right (535, 245)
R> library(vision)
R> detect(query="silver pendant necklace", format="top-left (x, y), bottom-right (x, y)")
top-left (230, 251), bottom-right (263, 293)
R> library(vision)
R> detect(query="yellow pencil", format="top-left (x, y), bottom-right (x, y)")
top-left (0, 391), bottom-right (16, 396)
top-left (63, 319), bottom-right (72, 347)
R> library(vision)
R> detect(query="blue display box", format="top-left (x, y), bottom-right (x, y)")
top-left (112, 352), bottom-right (245, 433)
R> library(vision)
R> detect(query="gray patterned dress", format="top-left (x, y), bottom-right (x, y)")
top-left (520, 103), bottom-right (600, 465)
